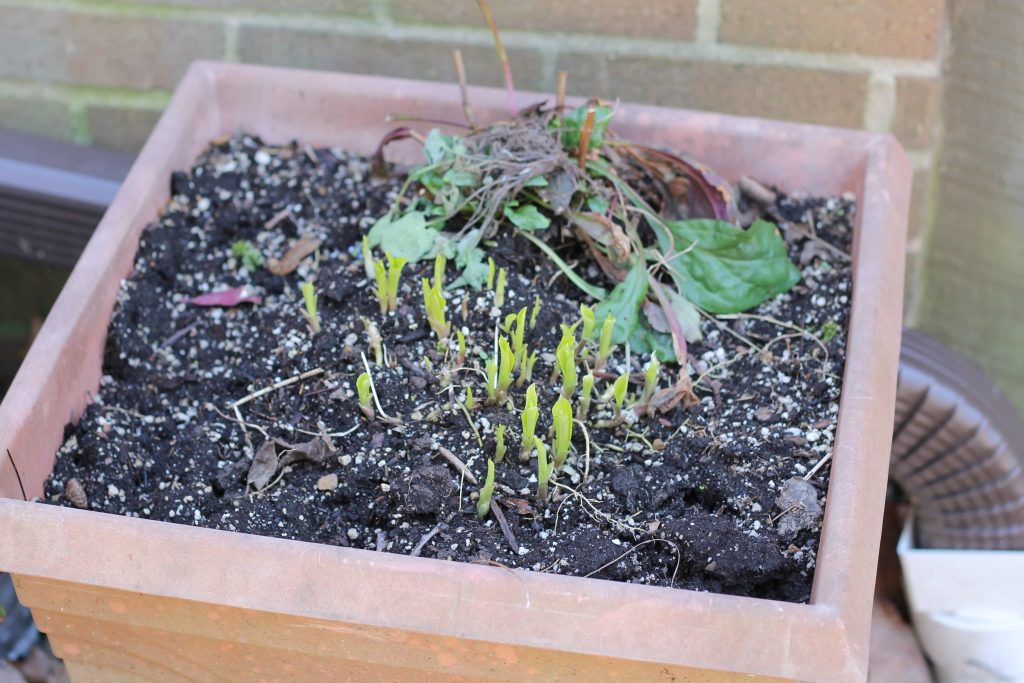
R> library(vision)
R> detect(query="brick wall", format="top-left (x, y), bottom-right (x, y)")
top-left (0, 0), bottom-right (945, 317)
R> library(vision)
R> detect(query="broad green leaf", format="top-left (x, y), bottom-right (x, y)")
top-left (559, 105), bottom-right (614, 151)
top-left (367, 211), bottom-right (437, 261)
top-left (523, 175), bottom-right (549, 187)
top-left (662, 219), bottom-right (800, 314)
top-left (629, 324), bottom-right (677, 363)
top-left (423, 129), bottom-right (466, 165)
top-left (593, 257), bottom-right (649, 345)
top-left (504, 203), bottom-right (550, 231)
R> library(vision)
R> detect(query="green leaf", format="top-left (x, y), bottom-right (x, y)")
top-left (629, 324), bottom-right (677, 364)
top-left (367, 211), bottom-right (437, 261)
top-left (523, 174), bottom-right (549, 187)
top-left (504, 203), bottom-right (550, 231)
top-left (593, 258), bottom-right (649, 345)
top-left (423, 128), bottom-right (465, 165)
top-left (643, 290), bottom-right (703, 343)
top-left (586, 194), bottom-right (610, 214)
top-left (449, 229), bottom-right (490, 289)
top-left (559, 104), bottom-right (614, 151)
top-left (662, 219), bottom-right (800, 314)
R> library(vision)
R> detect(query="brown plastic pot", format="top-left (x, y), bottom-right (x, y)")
top-left (0, 62), bottom-right (910, 682)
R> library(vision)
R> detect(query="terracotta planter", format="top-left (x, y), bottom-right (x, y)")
top-left (0, 62), bottom-right (910, 682)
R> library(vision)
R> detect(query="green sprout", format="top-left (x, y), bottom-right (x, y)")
top-left (476, 458), bottom-right (495, 519)
top-left (356, 371), bottom-right (374, 420)
top-left (556, 337), bottom-right (578, 399)
top-left (536, 441), bottom-right (551, 501)
top-left (485, 358), bottom-right (499, 404)
top-left (550, 322), bottom-right (579, 383)
top-left (520, 384), bottom-right (539, 461)
top-left (580, 304), bottom-right (596, 341)
top-left (597, 314), bottom-right (616, 370)
top-left (529, 294), bottom-right (541, 329)
top-left (464, 385), bottom-right (476, 412)
top-left (231, 240), bottom-right (264, 271)
top-left (361, 236), bottom-right (376, 281)
top-left (820, 320), bottom-right (839, 343)
top-left (421, 277), bottom-right (451, 340)
top-left (495, 424), bottom-right (507, 464)
top-left (552, 396), bottom-right (573, 471)
top-left (487, 257), bottom-right (496, 290)
top-left (640, 352), bottom-right (660, 405)
top-left (495, 267), bottom-right (507, 307)
top-left (433, 253), bottom-right (446, 291)
top-left (517, 350), bottom-right (538, 387)
top-left (612, 372), bottom-right (629, 419)
top-left (510, 306), bottom-right (527, 370)
top-left (301, 281), bottom-right (320, 334)
top-left (456, 329), bottom-right (467, 366)
top-left (495, 336), bottom-right (515, 401)
top-left (374, 251), bottom-right (407, 314)
top-left (578, 372), bottom-right (595, 421)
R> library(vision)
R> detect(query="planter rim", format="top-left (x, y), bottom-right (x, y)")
top-left (0, 61), bottom-right (910, 682)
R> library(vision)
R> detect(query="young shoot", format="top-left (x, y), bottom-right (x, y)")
top-left (356, 371), bottom-right (374, 420)
top-left (552, 396), bottom-right (573, 471)
top-left (301, 281), bottom-right (320, 334)
top-left (487, 257), bottom-right (496, 290)
top-left (597, 314), bottom-right (616, 370)
top-left (580, 304), bottom-right (596, 341)
top-left (529, 294), bottom-right (541, 329)
top-left (495, 267), bottom-right (507, 307)
top-left (536, 441), bottom-right (551, 501)
top-left (517, 350), bottom-right (538, 388)
top-left (612, 372), bottom-right (629, 419)
top-left (556, 338), bottom-right (578, 399)
top-left (456, 329), bottom-right (467, 367)
top-left (520, 384), bottom-right (539, 461)
top-left (641, 352), bottom-right (660, 405)
top-left (510, 306), bottom-right (527, 370)
top-left (550, 322), bottom-right (578, 383)
top-left (232, 240), bottom-right (264, 271)
top-left (433, 253), bottom-right (446, 291)
top-left (464, 385), bottom-right (476, 412)
top-left (421, 277), bottom-right (451, 340)
top-left (578, 372), bottom-right (595, 422)
top-left (485, 358), bottom-right (499, 404)
top-left (361, 236), bottom-right (375, 281)
top-left (374, 252), bottom-right (407, 313)
top-left (496, 336), bottom-right (515, 401)
top-left (476, 458), bottom-right (495, 519)
top-left (495, 424), bottom-right (507, 464)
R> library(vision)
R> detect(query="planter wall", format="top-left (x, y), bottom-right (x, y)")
top-left (0, 62), bottom-right (910, 682)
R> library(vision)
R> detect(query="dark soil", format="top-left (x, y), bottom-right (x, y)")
top-left (43, 134), bottom-right (855, 603)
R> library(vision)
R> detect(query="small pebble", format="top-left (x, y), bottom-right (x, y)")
top-left (317, 474), bottom-right (339, 491)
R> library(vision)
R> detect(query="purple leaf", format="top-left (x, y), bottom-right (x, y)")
top-left (188, 286), bottom-right (262, 307)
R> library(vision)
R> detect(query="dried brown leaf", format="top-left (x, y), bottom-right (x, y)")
top-left (247, 440), bottom-right (281, 490)
top-left (267, 236), bottom-right (322, 276)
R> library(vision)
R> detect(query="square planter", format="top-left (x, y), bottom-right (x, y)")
top-left (0, 62), bottom-right (910, 682)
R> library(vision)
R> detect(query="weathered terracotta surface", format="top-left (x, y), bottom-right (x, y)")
top-left (0, 62), bottom-right (911, 682)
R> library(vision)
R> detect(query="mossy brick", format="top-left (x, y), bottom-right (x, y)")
top-left (0, 96), bottom-right (75, 142)
top-left (388, 0), bottom-right (698, 40)
top-left (86, 105), bottom-right (163, 153)
top-left (720, 0), bottom-right (945, 60)
top-left (237, 26), bottom-right (545, 91)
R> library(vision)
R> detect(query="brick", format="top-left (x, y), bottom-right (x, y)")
top-left (65, 14), bottom-right (226, 90)
top-left (893, 77), bottom-right (941, 148)
top-left (390, 0), bottom-right (698, 40)
top-left (0, 97), bottom-right (75, 141)
top-left (97, 0), bottom-right (370, 13)
top-left (238, 26), bottom-right (546, 91)
top-left (0, 8), bottom-right (67, 82)
top-left (1, 9), bottom-right (225, 89)
top-left (600, 56), bottom-right (869, 128)
top-left (86, 105), bottom-right (163, 153)
top-left (720, 0), bottom-right (945, 60)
